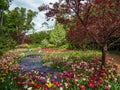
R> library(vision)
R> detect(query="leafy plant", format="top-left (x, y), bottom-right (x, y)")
top-left (0, 36), bottom-right (17, 56)
top-left (50, 22), bottom-right (66, 47)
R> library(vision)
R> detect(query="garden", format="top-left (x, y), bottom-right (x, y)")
top-left (0, 46), bottom-right (120, 90)
top-left (0, 0), bottom-right (120, 90)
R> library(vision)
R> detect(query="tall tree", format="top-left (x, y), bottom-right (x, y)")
top-left (0, 0), bottom-right (12, 32)
top-left (6, 7), bottom-right (38, 44)
top-left (39, 0), bottom-right (120, 67)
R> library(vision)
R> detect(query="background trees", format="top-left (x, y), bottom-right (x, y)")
top-left (0, 0), bottom-right (12, 32)
top-left (5, 7), bottom-right (37, 44)
top-left (39, 0), bottom-right (120, 67)
top-left (0, 0), bottom-right (37, 55)
top-left (50, 22), bottom-right (66, 47)
top-left (28, 31), bottom-right (50, 44)
top-left (0, 0), bottom-right (15, 55)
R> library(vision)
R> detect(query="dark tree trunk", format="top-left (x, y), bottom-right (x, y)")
top-left (21, 33), bottom-right (25, 44)
top-left (0, 9), bottom-right (4, 31)
top-left (101, 44), bottom-right (107, 68)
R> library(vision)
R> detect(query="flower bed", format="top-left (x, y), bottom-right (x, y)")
top-left (0, 49), bottom-right (120, 90)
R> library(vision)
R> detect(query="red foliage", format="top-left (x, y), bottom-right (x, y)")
top-left (39, 0), bottom-right (120, 66)
top-left (12, 32), bottom-right (31, 44)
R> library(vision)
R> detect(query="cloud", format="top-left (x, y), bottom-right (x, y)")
top-left (9, 0), bottom-right (58, 33)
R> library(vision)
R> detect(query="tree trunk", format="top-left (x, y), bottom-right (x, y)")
top-left (0, 9), bottom-right (4, 31)
top-left (21, 33), bottom-right (25, 44)
top-left (101, 44), bottom-right (107, 68)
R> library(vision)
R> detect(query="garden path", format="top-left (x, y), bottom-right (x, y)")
top-left (20, 55), bottom-right (59, 79)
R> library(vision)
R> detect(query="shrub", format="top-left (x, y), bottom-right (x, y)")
top-left (41, 39), bottom-right (49, 48)
top-left (0, 36), bottom-right (17, 56)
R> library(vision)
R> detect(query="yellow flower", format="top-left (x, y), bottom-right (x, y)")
top-left (46, 82), bottom-right (53, 88)
top-left (35, 70), bottom-right (39, 74)
top-left (5, 70), bottom-right (8, 74)
top-left (32, 81), bottom-right (35, 84)
top-left (0, 77), bottom-right (5, 81)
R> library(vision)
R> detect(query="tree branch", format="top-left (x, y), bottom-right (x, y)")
top-left (105, 26), bottom-right (120, 42)
top-left (108, 37), bottom-right (120, 47)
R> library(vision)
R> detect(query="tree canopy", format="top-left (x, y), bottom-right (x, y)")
top-left (0, 0), bottom-right (13, 31)
top-left (39, 0), bottom-right (120, 67)
top-left (5, 7), bottom-right (38, 44)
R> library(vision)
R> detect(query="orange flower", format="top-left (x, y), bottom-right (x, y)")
top-left (17, 81), bottom-right (23, 85)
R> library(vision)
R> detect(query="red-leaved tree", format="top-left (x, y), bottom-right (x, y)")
top-left (39, 0), bottom-right (120, 68)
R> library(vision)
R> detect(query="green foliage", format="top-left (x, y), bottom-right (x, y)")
top-left (0, 71), bottom-right (20, 90)
top-left (108, 36), bottom-right (120, 51)
top-left (0, 0), bottom-right (13, 32)
top-left (5, 7), bottom-right (37, 34)
top-left (29, 44), bottom-right (41, 48)
top-left (41, 39), bottom-right (49, 48)
top-left (0, 0), bottom-right (9, 10)
top-left (42, 50), bottom-right (101, 64)
top-left (0, 35), bottom-right (17, 55)
top-left (2, 7), bottom-right (38, 44)
top-left (50, 22), bottom-right (66, 47)
top-left (28, 31), bottom-right (50, 44)
top-left (108, 50), bottom-right (120, 56)
top-left (59, 43), bottom-right (70, 49)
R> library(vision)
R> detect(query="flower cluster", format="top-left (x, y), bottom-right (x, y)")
top-left (0, 49), bottom-right (120, 90)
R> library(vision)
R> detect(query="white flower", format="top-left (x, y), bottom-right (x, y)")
top-left (21, 53), bottom-right (25, 56)
top-left (83, 78), bottom-right (86, 81)
top-left (38, 50), bottom-right (42, 53)
top-left (27, 87), bottom-right (32, 90)
top-left (24, 85), bottom-right (28, 89)
top-left (47, 78), bottom-right (50, 83)
top-left (60, 87), bottom-right (63, 90)
top-left (108, 85), bottom-right (111, 88)
top-left (114, 78), bottom-right (117, 81)
top-left (64, 83), bottom-right (68, 89)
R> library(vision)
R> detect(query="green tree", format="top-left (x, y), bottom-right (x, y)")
top-left (28, 31), bottom-right (50, 44)
top-left (50, 22), bottom-right (66, 47)
top-left (6, 7), bottom-right (38, 43)
top-left (0, 0), bottom-right (12, 32)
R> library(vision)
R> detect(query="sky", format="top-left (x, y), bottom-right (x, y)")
top-left (9, 0), bottom-right (58, 33)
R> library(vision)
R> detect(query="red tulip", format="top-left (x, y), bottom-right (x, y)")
top-left (79, 84), bottom-right (85, 90)
top-left (89, 81), bottom-right (95, 88)
top-left (33, 83), bottom-right (40, 89)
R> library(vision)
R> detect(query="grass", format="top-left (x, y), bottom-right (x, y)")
top-left (23, 49), bottom-right (41, 56)
top-left (108, 50), bottom-right (120, 56)
top-left (29, 44), bottom-right (41, 48)
top-left (42, 50), bottom-right (101, 64)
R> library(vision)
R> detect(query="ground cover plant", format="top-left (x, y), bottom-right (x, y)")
top-left (0, 48), bottom-right (120, 90)
top-left (41, 50), bottom-right (101, 66)
top-left (0, 49), bottom-right (24, 90)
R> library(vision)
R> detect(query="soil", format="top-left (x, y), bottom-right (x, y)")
top-left (107, 54), bottom-right (120, 74)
